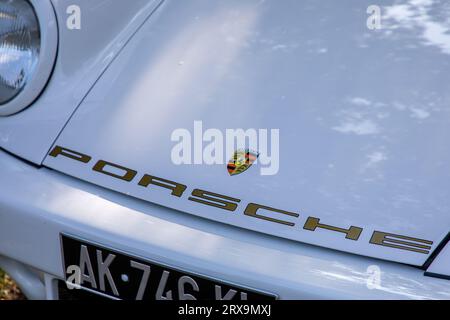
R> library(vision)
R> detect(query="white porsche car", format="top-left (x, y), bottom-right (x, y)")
top-left (1, 0), bottom-right (450, 300)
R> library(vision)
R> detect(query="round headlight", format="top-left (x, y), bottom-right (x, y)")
top-left (0, 0), bottom-right (57, 116)
top-left (0, 0), bottom-right (40, 104)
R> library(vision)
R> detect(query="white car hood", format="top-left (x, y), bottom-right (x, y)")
top-left (44, 0), bottom-right (450, 266)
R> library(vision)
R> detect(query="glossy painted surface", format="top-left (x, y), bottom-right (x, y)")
top-left (0, 0), bottom-right (162, 162)
top-left (44, 0), bottom-right (450, 265)
top-left (1, 149), bottom-right (450, 299)
top-left (426, 239), bottom-right (450, 279)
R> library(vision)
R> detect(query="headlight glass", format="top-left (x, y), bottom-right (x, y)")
top-left (0, 0), bottom-right (40, 105)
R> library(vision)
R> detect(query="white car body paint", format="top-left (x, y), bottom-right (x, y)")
top-left (1, 150), bottom-right (450, 299)
top-left (0, 0), bottom-right (163, 162)
top-left (426, 240), bottom-right (450, 280)
top-left (44, 0), bottom-right (450, 266)
top-left (0, 0), bottom-right (450, 299)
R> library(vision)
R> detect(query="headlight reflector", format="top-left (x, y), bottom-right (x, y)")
top-left (0, 0), bottom-right (40, 105)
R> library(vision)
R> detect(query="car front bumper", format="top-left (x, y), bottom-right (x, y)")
top-left (1, 149), bottom-right (449, 300)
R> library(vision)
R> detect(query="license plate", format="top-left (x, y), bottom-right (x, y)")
top-left (61, 235), bottom-right (276, 300)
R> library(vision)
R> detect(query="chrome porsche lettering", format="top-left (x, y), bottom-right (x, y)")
top-left (244, 203), bottom-right (299, 226)
top-left (49, 145), bottom-right (91, 163)
top-left (93, 160), bottom-right (137, 182)
top-left (189, 189), bottom-right (241, 212)
top-left (303, 217), bottom-right (363, 241)
top-left (138, 174), bottom-right (187, 197)
top-left (370, 231), bottom-right (433, 254)
top-left (49, 145), bottom-right (434, 254)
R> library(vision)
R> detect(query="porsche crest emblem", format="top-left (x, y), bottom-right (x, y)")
top-left (227, 149), bottom-right (259, 176)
